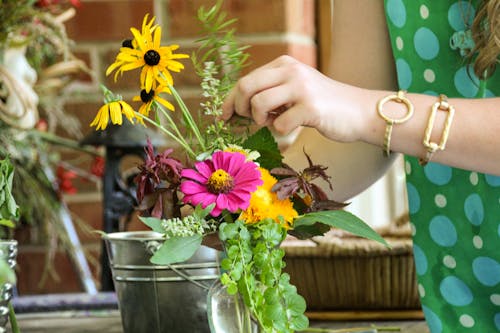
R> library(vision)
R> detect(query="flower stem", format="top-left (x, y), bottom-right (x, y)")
top-left (136, 111), bottom-right (196, 158)
top-left (168, 84), bottom-right (207, 152)
top-left (154, 101), bottom-right (192, 151)
top-left (8, 302), bottom-right (20, 333)
top-left (34, 130), bottom-right (101, 156)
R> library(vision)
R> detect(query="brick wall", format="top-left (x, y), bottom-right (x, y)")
top-left (16, 0), bottom-right (317, 294)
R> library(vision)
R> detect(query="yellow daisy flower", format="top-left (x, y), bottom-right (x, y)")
top-left (90, 100), bottom-right (136, 131)
top-left (132, 84), bottom-right (175, 117)
top-left (240, 168), bottom-right (298, 228)
top-left (106, 14), bottom-right (189, 92)
top-left (121, 14), bottom-right (157, 49)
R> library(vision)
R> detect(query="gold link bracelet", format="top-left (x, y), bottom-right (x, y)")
top-left (419, 94), bottom-right (455, 166)
top-left (377, 90), bottom-right (414, 156)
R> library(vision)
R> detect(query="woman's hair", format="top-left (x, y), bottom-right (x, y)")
top-left (471, 0), bottom-right (500, 79)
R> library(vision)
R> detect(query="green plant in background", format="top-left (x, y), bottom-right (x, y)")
top-left (0, 0), bottom-right (100, 289)
top-left (0, 157), bottom-right (19, 239)
top-left (0, 157), bottom-right (19, 333)
top-left (0, 157), bottom-right (18, 284)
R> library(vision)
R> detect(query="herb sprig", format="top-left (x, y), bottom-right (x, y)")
top-left (220, 220), bottom-right (309, 332)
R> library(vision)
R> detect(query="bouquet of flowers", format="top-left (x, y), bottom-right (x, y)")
top-left (91, 3), bottom-right (387, 332)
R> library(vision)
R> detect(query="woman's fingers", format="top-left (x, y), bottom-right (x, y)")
top-left (222, 68), bottom-right (285, 120)
top-left (221, 56), bottom-right (300, 120)
top-left (249, 83), bottom-right (294, 126)
top-left (272, 103), bottom-right (310, 135)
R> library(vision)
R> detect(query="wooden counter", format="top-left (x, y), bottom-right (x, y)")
top-left (8, 310), bottom-right (429, 333)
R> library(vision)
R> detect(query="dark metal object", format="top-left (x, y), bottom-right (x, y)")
top-left (81, 121), bottom-right (164, 291)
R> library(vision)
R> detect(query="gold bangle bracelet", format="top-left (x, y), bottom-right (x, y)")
top-left (419, 94), bottom-right (455, 166)
top-left (377, 90), bottom-right (414, 156)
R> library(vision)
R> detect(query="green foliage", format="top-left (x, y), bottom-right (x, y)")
top-left (193, 0), bottom-right (249, 94)
top-left (219, 220), bottom-right (309, 333)
top-left (139, 217), bottom-right (164, 234)
top-left (140, 203), bottom-right (216, 238)
top-left (294, 210), bottom-right (390, 247)
top-left (192, 0), bottom-right (251, 153)
top-left (150, 234), bottom-right (203, 265)
top-left (0, 157), bottom-right (19, 223)
top-left (242, 127), bottom-right (283, 170)
top-left (0, 157), bottom-right (19, 239)
top-left (0, 260), bottom-right (15, 285)
top-left (141, 204), bottom-right (216, 265)
top-left (0, 0), bottom-right (36, 49)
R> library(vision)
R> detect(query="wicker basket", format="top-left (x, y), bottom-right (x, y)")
top-left (282, 224), bottom-right (421, 311)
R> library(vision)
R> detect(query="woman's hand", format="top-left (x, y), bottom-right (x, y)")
top-left (221, 55), bottom-right (368, 143)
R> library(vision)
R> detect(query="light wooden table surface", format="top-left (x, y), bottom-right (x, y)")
top-left (8, 310), bottom-right (429, 333)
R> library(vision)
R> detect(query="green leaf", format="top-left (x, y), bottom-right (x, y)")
top-left (242, 127), bottom-right (283, 170)
top-left (286, 293), bottom-right (307, 316)
top-left (239, 226), bottom-right (250, 241)
top-left (227, 282), bottom-right (238, 295)
top-left (0, 219), bottom-right (15, 229)
top-left (294, 210), bottom-right (389, 247)
top-left (194, 203), bottom-right (215, 218)
top-left (264, 302), bottom-right (289, 332)
top-left (229, 264), bottom-right (242, 280)
top-left (0, 260), bottom-right (15, 285)
top-left (288, 222), bottom-right (330, 239)
top-left (291, 314), bottom-right (309, 331)
top-left (139, 216), bottom-right (164, 234)
top-left (150, 235), bottom-right (202, 265)
top-left (0, 158), bottom-right (19, 222)
top-left (219, 222), bottom-right (239, 241)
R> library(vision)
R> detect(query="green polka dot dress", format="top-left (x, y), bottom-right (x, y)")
top-left (384, 1), bottom-right (500, 332)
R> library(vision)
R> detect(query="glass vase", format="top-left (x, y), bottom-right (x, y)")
top-left (0, 240), bottom-right (17, 333)
top-left (207, 279), bottom-right (260, 333)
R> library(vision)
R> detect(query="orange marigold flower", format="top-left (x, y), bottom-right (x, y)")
top-left (240, 168), bottom-right (297, 228)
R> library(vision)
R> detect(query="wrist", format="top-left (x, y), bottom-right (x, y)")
top-left (356, 88), bottom-right (387, 147)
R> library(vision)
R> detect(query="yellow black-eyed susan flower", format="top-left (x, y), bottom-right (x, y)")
top-left (106, 14), bottom-right (189, 92)
top-left (90, 100), bottom-right (136, 131)
top-left (133, 84), bottom-right (174, 117)
top-left (120, 14), bottom-right (157, 51)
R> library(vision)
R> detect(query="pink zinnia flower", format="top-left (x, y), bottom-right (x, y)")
top-left (180, 151), bottom-right (263, 216)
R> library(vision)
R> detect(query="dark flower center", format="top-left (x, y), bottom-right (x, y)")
top-left (207, 169), bottom-right (234, 194)
top-left (140, 89), bottom-right (155, 103)
top-left (122, 39), bottom-right (133, 49)
top-left (144, 50), bottom-right (160, 66)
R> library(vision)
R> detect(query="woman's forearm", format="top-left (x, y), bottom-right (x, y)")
top-left (358, 88), bottom-right (500, 175)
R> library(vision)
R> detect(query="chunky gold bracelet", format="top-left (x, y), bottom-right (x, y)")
top-left (419, 94), bottom-right (455, 166)
top-left (377, 90), bottom-right (414, 156)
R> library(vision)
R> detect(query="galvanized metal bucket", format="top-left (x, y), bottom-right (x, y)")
top-left (103, 231), bottom-right (220, 333)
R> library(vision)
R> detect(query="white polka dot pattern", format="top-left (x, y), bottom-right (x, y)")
top-left (384, 1), bottom-right (500, 332)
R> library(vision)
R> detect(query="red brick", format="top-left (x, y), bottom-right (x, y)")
top-left (67, 199), bottom-right (103, 242)
top-left (64, 100), bottom-right (107, 137)
top-left (287, 43), bottom-right (317, 68)
top-left (16, 244), bottom-right (101, 294)
top-left (72, 50), bottom-right (94, 83)
top-left (66, 1), bottom-right (154, 42)
top-left (167, 0), bottom-right (286, 38)
top-left (244, 42), bottom-right (316, 73)
top-left (286, 0), bottom-right (315, 36)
